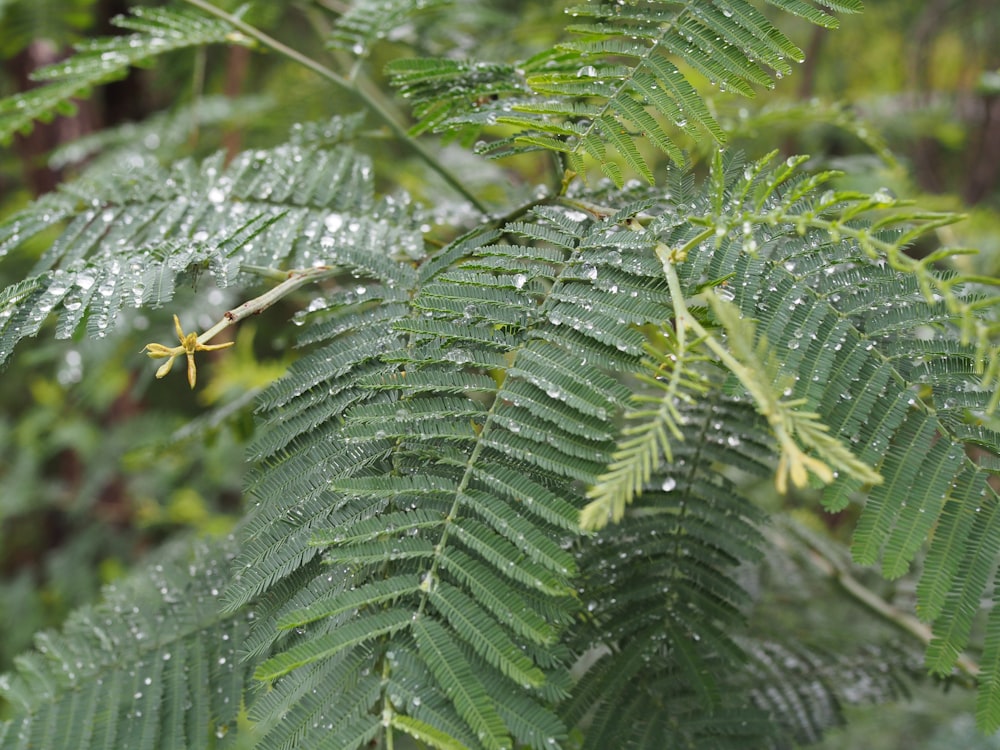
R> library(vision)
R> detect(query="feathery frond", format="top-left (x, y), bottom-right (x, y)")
top-left (232, 202), bottom-right (686, 748)
top-left (2, 0), bottom-right (1000, 743)
top-left (0, 6), bottom-right (251, 144)
top-left (390, 0), bottom-right (862, 185)
top-left (0, 536), bottom-right (257, 750)
top-left (0, 119), bottom-right (420, 367)
top-left (565, 393), bottom-right (772, 746)
top-left (582, 329), bottom-right (713, 528)
top-left (327, 0), bottom-right (452, 57)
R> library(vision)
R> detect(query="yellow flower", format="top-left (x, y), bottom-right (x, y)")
top-left (143, 315), bottom-right (234, 389)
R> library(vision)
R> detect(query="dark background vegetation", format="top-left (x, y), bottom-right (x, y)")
top-left (1, 1), bottom-right (999, 746)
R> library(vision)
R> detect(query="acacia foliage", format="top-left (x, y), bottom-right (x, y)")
top-left (0, 1), bottom-right (998, 749)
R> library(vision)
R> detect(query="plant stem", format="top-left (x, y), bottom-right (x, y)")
top-left (655, 237), bottom-right (745, 381)
top-left (180, 0), bottom-right (489, 213)
top-left (655, 235), bottom-right (794, 423)
top-left (770, 528), bottom-right (980, 681)
top-left (558, 196), bottom-right (619, 220)
top-left (197, 266), bottom-right (339, 345)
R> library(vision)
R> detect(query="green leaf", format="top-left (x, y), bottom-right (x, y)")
top-left (390, 714), bottom-right (469, 750)
top-left (413, 618), bottom-right (512, 750)
top-left (255, 610), bottom-right (413, 681)
top-left (0, 7), bottom-right (250, 143)
top-left (391, 0), bottom-right (852, 182)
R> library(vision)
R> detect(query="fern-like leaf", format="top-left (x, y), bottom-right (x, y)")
top-left (0, 536), bottom-right (258, 750)
top-left (566, 396), bottom-right (773, 746)
top-left (582, 332), bottom-right (712, 528)
top-left (390, 0), bottom-right (861, 185)
top-left (0, 6), bottom-right (251, 143)
top-left (327, 0), bottom-right (452, 57)
top-left (0, 120), bottom-right (420, 367)
top-left (235, 202), bottom-right (681, 748)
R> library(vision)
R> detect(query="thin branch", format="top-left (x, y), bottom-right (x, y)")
top-left (180, 0), bottom-right (489, 214)
top-left (197, 265), bottom-right (340, 344)
top-left (770, 530), bottom-right (981, 681)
